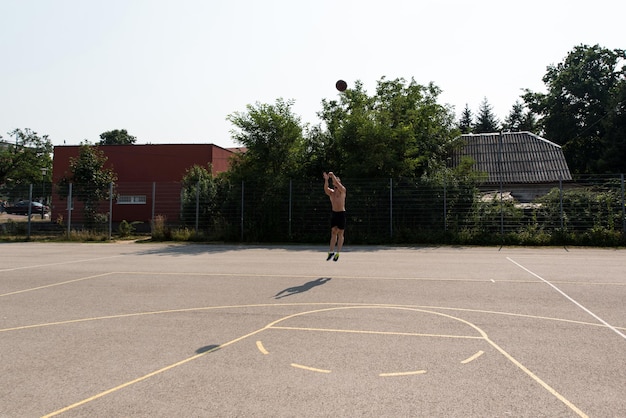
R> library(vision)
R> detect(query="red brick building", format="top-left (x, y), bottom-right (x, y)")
top-left (51, 144), bottom-right (236, 224)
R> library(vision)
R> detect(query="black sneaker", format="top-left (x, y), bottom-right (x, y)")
top-left (333, 253), bottom-right (340, 262)
top-left (326, 252), bottom-right (334, 261)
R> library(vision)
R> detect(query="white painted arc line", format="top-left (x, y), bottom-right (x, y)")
top-left (507, 257), bottom-right (626, 341)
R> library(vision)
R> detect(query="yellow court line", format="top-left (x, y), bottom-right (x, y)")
top-left (1, 303), bottom-right (291, 333)
top-left (42, 327), bottom-right (264, 417)
top-left (265, 306), bottom-right (589, 418)
top-left (3, 301), bottom-right (624, 334)
top-left (270, 326), bottom-right (482, 339)
top-left (256, 340), bottom-right (269, 355)
top-left (380, 370), bottom-right (427, 377)
top-left (417, 305), bottom-right (626, 331)
top-left (461, 350), bottom-right (485, 364)
top-left (291, 363), bottom-right (331, 374)
top-left (38, 304), bottom-right (590, 417)
top-left (0, 272), bottom-right (115, 297)
top-left (485, 337), bottom-right (588, 417)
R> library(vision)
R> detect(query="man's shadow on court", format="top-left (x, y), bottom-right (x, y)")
top-left (274, 277), bottom-right (331, 299)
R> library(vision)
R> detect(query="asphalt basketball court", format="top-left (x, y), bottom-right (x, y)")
top-left (1, 242), bottom-right (624, 417)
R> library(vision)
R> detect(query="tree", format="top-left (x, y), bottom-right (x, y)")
top-left (180, 164), bottom-right (218, 230)
top-left (0, 128), bottom-right (53, 192)
top-left (598, 80), bottom-right (626, 172)
top-left (225, 98), bottom-right (306, 241)
top-left (98, 129), bottom-right (137, 145)
top-left (312, 77), bottom-right (460, 179)
top-left (57, 142), bottom-right (118, 227)
top-left (226, 98), bottom-right (305, 181)
top-left (523, 44), bottom-right (626, 173)
top-left (519, 109), bottom-right (539, 133)
top-left (310, 80), bottom-right (376, 178)
top-left (502, 101), bottom-right (538, 132)
top-left (458, 104), bottom-right (473, 134)
top-left (502, 101), bottom-right (524, 132)
top-left (473, 98), bottom-right (500, 133)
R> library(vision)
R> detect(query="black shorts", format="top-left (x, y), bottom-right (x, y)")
top-left (331, 211), bottom-right (346, 230)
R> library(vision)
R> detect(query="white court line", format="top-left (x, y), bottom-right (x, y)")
top-left (0, 255), bottom-right (124, 272)
top-left (507, 257), bottom-right (626, 341)
top-left (0, 272), bottom-right (115, 297)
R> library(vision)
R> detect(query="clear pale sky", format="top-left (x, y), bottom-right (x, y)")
top-left (1, 0), bottom-right (623, 149)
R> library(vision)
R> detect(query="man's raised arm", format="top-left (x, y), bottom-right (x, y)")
top-left (330, 172), bottom-right (346, 193)
top-left (323, 172), bottom-right (332, 196)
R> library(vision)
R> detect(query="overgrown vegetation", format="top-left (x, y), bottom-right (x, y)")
top-left (139, 176), bottom-right (625, 247)
top-left (3, 177), bottom-right (624, 246)
top-left (57, 142), bottom-right (117, 228)
top-left (118, 220), bottom-right (142, 238)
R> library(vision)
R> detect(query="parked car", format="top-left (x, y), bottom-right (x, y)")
top-left (4, 201), bottom-right (50, 216)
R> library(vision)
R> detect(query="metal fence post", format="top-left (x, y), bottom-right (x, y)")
top-left (195, 181), bottom-right (200, 234)
top-left (241, 181), bottom-right (244, 241)
top-left (108, 182), bottom-right (113, 240)
top-left (559, 176), bottom-right (564, 230)
top-left (288, 179), bottom-right (292, 239)
top-left (443, 178), bottom-right (447, 231)
top-left (27, 184), bottom-right (33, 239)
top-left (180, 188), bottom-right (184, 225)
top-left (389, 178), bottom-right (393, 238)
top-left (498, 132), bottom-right (504, 237)
top-left (151, 182), bottom-right (156, 223)
top-left (621, 173), bottom-right (626, 234)
top-left (67, 183), bottom-right (73, 237)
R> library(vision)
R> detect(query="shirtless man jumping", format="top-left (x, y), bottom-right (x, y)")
top-left (323, 172), bottom-right (346, 261)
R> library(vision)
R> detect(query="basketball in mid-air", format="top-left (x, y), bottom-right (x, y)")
top-left (335, 79), bottom-right (347, 92)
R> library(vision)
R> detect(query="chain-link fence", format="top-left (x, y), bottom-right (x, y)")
top-left (2, 174), bottom-right (625, 245)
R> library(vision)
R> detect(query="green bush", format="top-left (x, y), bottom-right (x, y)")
top-left (118, 220), bottom-right (142, 238)
top-left (66, 229), bottom-right (109, 241)
top-left (1, 219), bottom-right (26, 235)
top-left (151, 215), bottom-right (171, 241)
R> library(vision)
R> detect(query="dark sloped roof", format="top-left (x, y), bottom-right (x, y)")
top-left (452, 132), bottom-right (572, 184)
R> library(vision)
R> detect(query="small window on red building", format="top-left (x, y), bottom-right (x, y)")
top-left (117, 195), bottom-right (146, 205)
